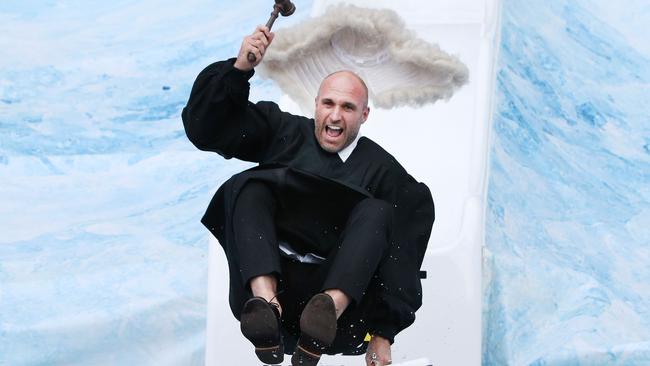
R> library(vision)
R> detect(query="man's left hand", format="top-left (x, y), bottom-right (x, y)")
top-left (365, 335), bottom-right (392, 365)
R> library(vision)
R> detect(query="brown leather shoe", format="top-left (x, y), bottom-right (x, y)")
top-left (291, 293), bottom-right (337, 366)
top-left (240, 297), bottom-right (284, 365)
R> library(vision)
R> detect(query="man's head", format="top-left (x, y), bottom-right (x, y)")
top-left (314, 70), bottom-right (370, 153)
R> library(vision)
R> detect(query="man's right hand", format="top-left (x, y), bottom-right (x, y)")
top-left (233, 25), bottom-right (275, 71)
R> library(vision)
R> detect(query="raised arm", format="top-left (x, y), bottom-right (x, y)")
top-left (182, 26), bottom-right (281, 162)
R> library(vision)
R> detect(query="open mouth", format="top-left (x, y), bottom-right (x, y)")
top-left (325, 125), bottom-right (343, 138)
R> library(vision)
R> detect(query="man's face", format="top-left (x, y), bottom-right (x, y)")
top-left (314, 72), bottom-right (370, 153)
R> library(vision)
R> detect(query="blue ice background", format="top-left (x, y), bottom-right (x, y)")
top-left (485, 0), bottom-right (650, 365)
top-left (2, 0), bottom-right (650, 365)
top-left (0, 1), bottom-right (311, 365)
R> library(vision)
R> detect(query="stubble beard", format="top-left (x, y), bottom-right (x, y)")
top-left (316, 125), bottom-right (359, 154)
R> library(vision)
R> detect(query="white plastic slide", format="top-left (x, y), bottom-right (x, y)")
top-left (205, 0), bottom-right (500, 364)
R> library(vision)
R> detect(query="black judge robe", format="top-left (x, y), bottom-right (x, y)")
top-left (182, 59), bottom-right (435, 344)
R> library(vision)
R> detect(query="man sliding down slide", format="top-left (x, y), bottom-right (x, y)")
top-left (182, 26), bottom-right (434, 366)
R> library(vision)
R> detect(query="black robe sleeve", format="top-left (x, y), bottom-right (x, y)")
top-left (181, 58), bottom-right (287, 162)
top-left (367, 170), bottom-right (435, 344)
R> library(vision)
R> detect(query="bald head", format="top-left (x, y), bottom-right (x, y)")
top-left (313, 70), bottom-right (370, 153)
top-left (317, 70), bottom-right (369, 108)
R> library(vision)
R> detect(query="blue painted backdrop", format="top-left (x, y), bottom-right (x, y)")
top-left (0, 1), bottom-right (311, 365)
top-left (485, 0), bottom-right (650, 365)
top-left (1, 0), bottom-right (649, 365)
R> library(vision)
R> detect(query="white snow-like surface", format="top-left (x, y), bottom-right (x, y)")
top-left (206, 0), bottom-right (498, 364)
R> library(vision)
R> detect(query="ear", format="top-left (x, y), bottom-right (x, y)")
top-left (361, 106), bottom-right (370, 124)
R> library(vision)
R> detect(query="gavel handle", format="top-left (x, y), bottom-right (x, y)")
top-left (247, 5), bottom-right (282, 63)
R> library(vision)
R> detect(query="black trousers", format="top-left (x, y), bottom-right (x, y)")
top-left (228, 175), bottom-right (394, 354)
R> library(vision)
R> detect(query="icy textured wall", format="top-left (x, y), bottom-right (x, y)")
top-left (2, 0), bottom-right (649, 365)
top-left (0, 1), bottom-right (311, 364)
top-left (485, 0), bottom-right (650, 365)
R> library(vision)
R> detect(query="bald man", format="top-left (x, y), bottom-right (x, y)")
top-left (182, 26), bottom-right (434, 366)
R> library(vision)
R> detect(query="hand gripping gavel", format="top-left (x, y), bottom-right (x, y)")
top-left (247, 0), bottom-right (296, 64)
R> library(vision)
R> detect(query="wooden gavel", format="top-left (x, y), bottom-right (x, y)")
top-left (247, 0), bottom-right (296, 64)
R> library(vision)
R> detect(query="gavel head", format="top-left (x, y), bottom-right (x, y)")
top-left (275, 0), bottom-right (296, 16)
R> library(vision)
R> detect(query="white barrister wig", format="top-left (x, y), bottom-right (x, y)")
top-left (257, 4), bottom-right (469, 113)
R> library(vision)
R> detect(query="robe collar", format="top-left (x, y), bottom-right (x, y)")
top-left (337, 133), bottom-right (362, 163)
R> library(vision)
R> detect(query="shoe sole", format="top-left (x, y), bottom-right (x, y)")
top-left (291, 293), bottom-right (337, 366)
top-left (240, 297), bottom-right (284, 365)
